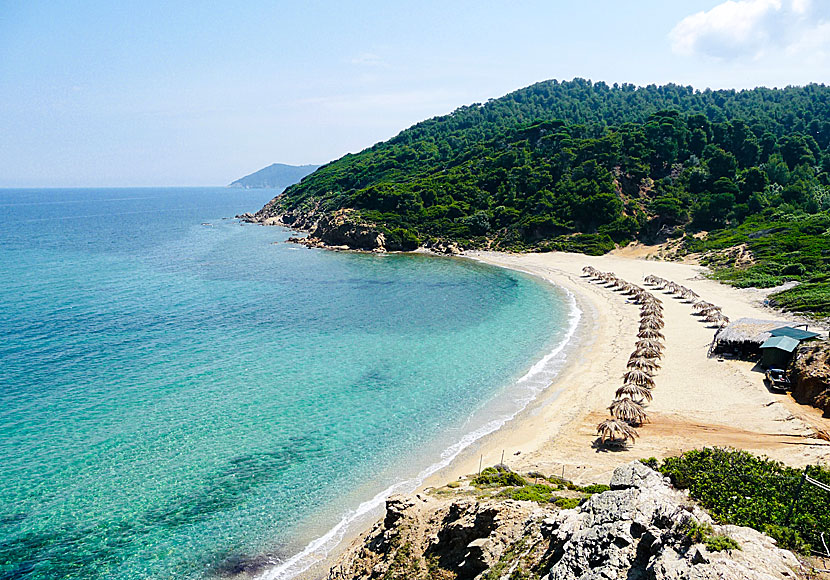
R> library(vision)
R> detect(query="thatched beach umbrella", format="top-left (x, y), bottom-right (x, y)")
top-left (680, 287), bottom-right (699, 302)
top-left (615, 383), bottom-right (653, 402)
top-left (596, 418), bottom-right (639, 445)
top-left (664, 281), bottom-right (681, 294)
top-left (627, 357), bottom-right (660, 372)
top-left (609, 397), bottom-right (649, 426)
top-left (635, 338), bottom-right (663, 349)
top-left (623, 369), bottom-right (656, 387)
top-left (640, 302), bottom-right (663, 313)
top-left (693, 301), bottom-right (715, 312)
top-left (637, 328), bottom-right (665, 340)
top-left (633, 346), bottom-right (663, 360)
top-left (631, 291), bottom-right (652, 304)
top-left (582, 266), bottom-right (598, 276)
top-left (706, 313), bottom-right (729, 327)
top-left (639, 317), bottom-right (665, 330)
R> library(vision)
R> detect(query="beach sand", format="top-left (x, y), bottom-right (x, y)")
top-left (423, 249), bottom-right (830, 488)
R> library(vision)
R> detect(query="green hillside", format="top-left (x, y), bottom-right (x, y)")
top-left (256, 78), bottom-right (830, 316)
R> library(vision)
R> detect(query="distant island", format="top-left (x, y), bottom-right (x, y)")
top-left (229, 163), bottom-right (320, 190)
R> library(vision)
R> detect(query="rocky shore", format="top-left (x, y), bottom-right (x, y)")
top-left (326, 462), bottom-right (802, 580)
top-left (237, 206), bottom-right (462, 255)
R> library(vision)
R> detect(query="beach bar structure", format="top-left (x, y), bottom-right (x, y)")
top-left (759, 327), bottom-right (821, 368)
top-left (759, 336), bottom-right (801, 368)
top-left (713, 318), bottom-right (820, 364)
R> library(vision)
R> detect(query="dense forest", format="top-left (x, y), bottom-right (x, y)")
top-left (262, 79), bottom-right (830, 316)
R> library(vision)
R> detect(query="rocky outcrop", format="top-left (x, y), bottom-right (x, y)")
top-left (238, 206), bottom-right (389, 251)
top-left (327, 462), bottom-right (802, 580)
top-left (789, 342), bottom-right (830, 415)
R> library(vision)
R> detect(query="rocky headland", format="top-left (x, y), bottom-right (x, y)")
top-left (326, 462), bottom-right (803, 580)
top-left (237, 205), bottom-right (463, 254)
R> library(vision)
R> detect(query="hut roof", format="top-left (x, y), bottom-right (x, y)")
top-left (715, 318), bottom-right (791, 346)
top-left (760, 336), bottom-right (800, 353)
top-left (769, 326), bottom-right (820, 341)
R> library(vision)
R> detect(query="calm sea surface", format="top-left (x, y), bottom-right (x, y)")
top-left (0, 187), bottom-right (575, 580)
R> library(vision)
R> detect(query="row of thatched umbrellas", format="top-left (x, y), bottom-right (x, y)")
top-left (642, 275), bottom-right (729, 327)
top-left (582, 266), bottom-right (666, 447)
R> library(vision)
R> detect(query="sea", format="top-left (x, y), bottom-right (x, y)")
top-left (0, 187), bottom-right (579, 580)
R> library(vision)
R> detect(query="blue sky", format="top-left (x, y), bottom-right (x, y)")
top-left (1, 0), bottom-right (828, 187)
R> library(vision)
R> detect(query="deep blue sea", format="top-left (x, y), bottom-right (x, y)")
top-left (0, 187), bottom-right (577, 580)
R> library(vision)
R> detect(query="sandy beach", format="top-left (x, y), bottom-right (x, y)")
top-left (282, 247), bottom-right (830, 580)
top-left (424, 249), bottom-right (830, 488)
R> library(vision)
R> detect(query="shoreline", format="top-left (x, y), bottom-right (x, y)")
top-left (252, 246), bottom-right (830, 580)
top-left (251, 259), bottom-right (586, 580)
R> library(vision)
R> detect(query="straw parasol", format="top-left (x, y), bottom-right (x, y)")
top-left (582, 266), bottom-right (598, 276)
top-left (623, 369), bottom-right (656, 387)
top-left (635, 338), bottom-right (663, 349)
top-left (637, 328), bottom-right (665, 340)
top-left (627, 357), bottom-right (660, 371)
top-left (632, 347), bottom-right (663, 360)
top-left (680, 288), bottom-right (700, 302)
top-left (640, 302), bottom-right (663, 314)
top-left (596, 418), bottom-right (639, 445)
top-left (693, 301), bottom-right (715, 312)
top-left (615, 383), bottom-right (653, 401)
top-left (609, 397), bottom-right (649, 426)
top-left (639, 317), bottom-right (665, 330)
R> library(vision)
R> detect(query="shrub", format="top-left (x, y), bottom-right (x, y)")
top-left (762, 524), bottom-right (810, 553)
top-left (681, 520), bottom-right (714, 544)
top-left (654, 448), bottom-right (830, 554)
top-left (580, 484), bottom-right (610, 495)
top-left (473, 466), bottom-right (528, 487)
top-left (705, 535), bottom-right (741, 552)
top-left (497, 484), bottom-right (555, 503)
top-left (553, 497), bottom-right (581, 509)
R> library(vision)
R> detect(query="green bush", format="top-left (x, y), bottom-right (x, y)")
top-left (497, 484), bottom-right (555, 503)
top-left (762, 524), bottom-right (810, 553)
top-left (705, 534), bottom-right (741, 552)
top-left (681, 520), bottom-right (714, 543)
top-left (580, 484), bottom-right (610, 495)
top-left (553, 497), bottom-right (581, 509)
top-left (473, 466), bottom-right (528, 487)
top-left (655, 448), bottom-right (830, 554)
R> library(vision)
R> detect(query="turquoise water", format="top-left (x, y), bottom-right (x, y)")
top-left (0, 188), bottom-right (574, 580)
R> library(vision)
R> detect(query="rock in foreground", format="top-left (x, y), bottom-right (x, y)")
top-left (328, 462), bottom-right (801, 580)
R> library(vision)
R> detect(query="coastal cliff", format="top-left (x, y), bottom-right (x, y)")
top-left (327, 462), bottom-right (801, 580)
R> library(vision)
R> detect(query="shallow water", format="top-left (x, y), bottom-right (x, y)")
top-left (0, 187), bottom-right (572, 579)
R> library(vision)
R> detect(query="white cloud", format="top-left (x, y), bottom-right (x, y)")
top-left (670, 0), bottom-right (830, 60)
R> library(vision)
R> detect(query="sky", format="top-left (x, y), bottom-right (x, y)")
top-left (1, 0), bottom-right (829, 187)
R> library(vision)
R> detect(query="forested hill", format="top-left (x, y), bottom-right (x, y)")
top-left (253, 79), bottom-right (830, 316)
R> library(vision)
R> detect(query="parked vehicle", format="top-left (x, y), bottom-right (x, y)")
top-left (765, 368), bottom-right (791, 391)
